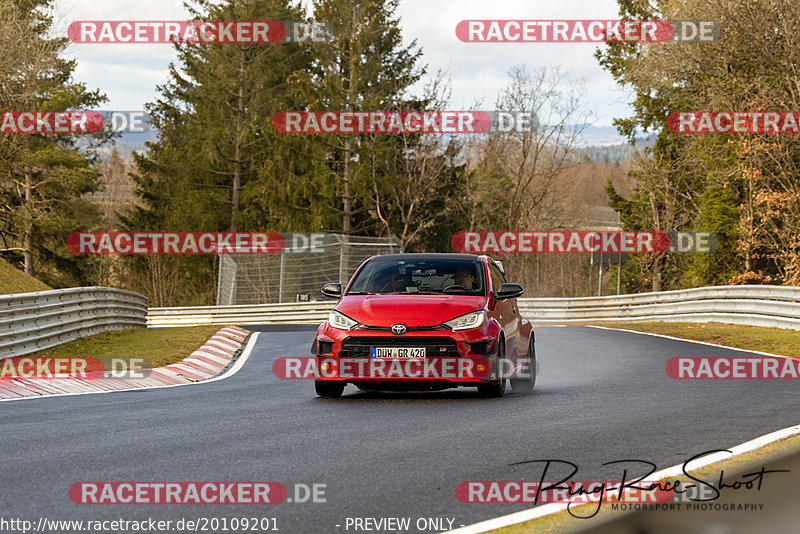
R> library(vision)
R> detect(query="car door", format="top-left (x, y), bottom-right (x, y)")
top-left (488, 262), bottom-right (519, 361)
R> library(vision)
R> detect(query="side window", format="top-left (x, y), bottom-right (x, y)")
top-left (489, 264), bottom-right (505, 295)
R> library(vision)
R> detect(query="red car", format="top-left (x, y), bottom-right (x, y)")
top-left (312, 253), bottom-right (535, 398)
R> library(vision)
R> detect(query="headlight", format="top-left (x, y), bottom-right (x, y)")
top-left (444, 311), bottom-right (486, 331)
top-left (328, 310), bottom-right (359, 330)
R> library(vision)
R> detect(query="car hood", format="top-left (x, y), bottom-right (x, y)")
top-left (335, 294), bottom-right (488, 328)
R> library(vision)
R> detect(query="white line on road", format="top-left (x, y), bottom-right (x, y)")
top-left (586, 324), bottom-right (796, 359)
top-left (448, 326), bottom-right (800, 533)
top-left (448, 422), bottom-right (800, 533)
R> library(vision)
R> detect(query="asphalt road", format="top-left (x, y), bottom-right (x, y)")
top-left (0, 325), bottom-right (798, 534)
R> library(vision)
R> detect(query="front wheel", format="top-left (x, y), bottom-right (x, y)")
top-left (478, 337), bottom-right (506, 397)
top-left (510, 336), bottom-right (536, 393)
top-left (315, 380), bottom-right (345, 398)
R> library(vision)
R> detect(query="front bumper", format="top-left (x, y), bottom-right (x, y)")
top-left (313, 321), bottom-right (501, 385)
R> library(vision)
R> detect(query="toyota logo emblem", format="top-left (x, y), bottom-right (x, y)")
top-left (391, 323), bottom-right (407, 335)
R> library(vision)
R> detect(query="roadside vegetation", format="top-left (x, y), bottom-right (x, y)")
top-left (0, 0), bottom-right (619, 305)
top-left (598, 0), bottom-right (800, 292)
top-left (22, 326), bottom-right (225, 368)
top-left (3, 0), bottom-right (800, 306)
top-left (0, 257), bottom-right (51, 294)
top-left (595, 321), bottom-right (800, 360)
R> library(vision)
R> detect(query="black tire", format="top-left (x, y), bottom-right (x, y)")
top-left (478, 337), bottom-right (506, 397)
top-left (315, 380), bottom-right (345, 398)
top-left (510, 336), bottom-right (536, 393)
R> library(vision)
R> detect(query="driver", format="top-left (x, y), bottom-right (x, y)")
top-left (375, 268), bottom-right (413, 292)
top-left (392, 271), bottom-right (413, 292)
top-left (373, 270), bottom-right (395, 292)
top-left (454, 267), bottom-right (475, 289)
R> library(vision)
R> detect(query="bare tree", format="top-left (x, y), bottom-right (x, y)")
top-left (463, 65), bottom-right (594, 232)
top-left (368, 70), bottom-right (462, 248)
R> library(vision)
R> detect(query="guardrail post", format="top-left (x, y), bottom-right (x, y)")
top-left (338, 234), bottom-right (347, 286)
top-left (279, 252), bottom-right (285, 304)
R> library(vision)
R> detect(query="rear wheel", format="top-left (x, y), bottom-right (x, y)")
top-left (510, 336), bottom-right (536, 393)
top-left (315, 380), bottom-right (345, 398)
top-left (478, 337), bottom-right (507, 397)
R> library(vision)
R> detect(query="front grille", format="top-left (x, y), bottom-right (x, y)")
top-left (357, 325), bottom-right (449, 332)
top-left (340, 336), bottom-right (461, 358)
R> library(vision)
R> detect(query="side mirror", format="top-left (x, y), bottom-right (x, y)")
top-left (321, 283), bottom-right (342, 298)
top-left (496, 283), bottom-right (523, 300)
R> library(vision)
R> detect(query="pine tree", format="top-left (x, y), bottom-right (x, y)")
top-left (0, 0), bottom-right (108, 285)
top-left (308, 0), bottom-right (424, 235)
top-left (124, 0), bottom-right (314, 304)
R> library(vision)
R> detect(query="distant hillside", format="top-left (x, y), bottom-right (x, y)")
top-left (87, 127), bottom-right (652, 162)
top-left (78, 130), bottom-right (158, 161)
top-left (0, 258), bottom-right (52, 295)
top-left (578, 125), bottom-right (655, 146)
top-left (574, 141), bottom-right (652, 162)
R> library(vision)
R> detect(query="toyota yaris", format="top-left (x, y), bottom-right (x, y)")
top-left (312, 253), bottom-right (535, 398)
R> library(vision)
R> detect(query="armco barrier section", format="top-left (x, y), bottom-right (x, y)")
top-left (516, 285), bottom-right (800, 330)
top-left (147, 285), bottom-right (800, 330)
top-left (148, 301), bottom-right (337, 327)
top-left (1, 287), bottom-right (148, 358)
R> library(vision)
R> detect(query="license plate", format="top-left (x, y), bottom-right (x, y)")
top-left (370, 347), bottom-right (426, 358)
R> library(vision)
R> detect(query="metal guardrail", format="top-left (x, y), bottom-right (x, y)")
top-left (516, 285), bottom-right (800, 330)
top-left (11, 285), bottom-right (794, 356)
top-left (1, 287), bottom-right (148, 358)
top-left (148, 301), bottom-right (336, 327)
top-left (147, 285), bottom-right (800, 330)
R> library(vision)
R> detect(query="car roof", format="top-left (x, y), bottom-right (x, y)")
top-left (369, 253), bottom-right (483, 261)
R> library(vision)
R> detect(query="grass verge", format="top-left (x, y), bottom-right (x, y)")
top-left (490, 433), bottom-right (800, 534)
top-left (0, 257), bottom-right (51, 295)
top-left (592, 321), bottom-right (800, 359)
top-left (21, 326), bottom-right (226, 368)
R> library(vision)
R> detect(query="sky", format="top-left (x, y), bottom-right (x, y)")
top-left (53, 0), bottom-right (633, 128)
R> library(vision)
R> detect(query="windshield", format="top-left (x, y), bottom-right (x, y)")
top-left (346, 258), bottom-right (486, 296)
